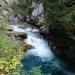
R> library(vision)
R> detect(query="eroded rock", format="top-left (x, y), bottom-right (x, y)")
top-left (21, 43), bottom-right (33, 52)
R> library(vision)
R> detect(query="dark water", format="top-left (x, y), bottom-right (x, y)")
top-left (21, 55), bottom-right (72, 75)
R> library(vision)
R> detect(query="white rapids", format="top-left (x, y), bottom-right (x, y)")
top-left (11, 25), bottom-right (54, 61)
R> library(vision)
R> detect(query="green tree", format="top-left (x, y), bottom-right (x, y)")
top-left (40, 0), bottom-right (75, 36)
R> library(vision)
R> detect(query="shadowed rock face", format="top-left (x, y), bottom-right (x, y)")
top-left (47, 26), bottom-right (75, 70)
top-left (17, 32), bottom-right (27, 39)
top-left (38, 21), bottom-right (75, 70)
top-left (39, 26), bottom-right (49, 35)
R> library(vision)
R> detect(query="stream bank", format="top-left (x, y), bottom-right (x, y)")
top-left (1, 0), bottom-right (75, 75)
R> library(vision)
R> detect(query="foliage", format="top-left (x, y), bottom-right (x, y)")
top-left (30, 66), bottom-right (51, 75)
top-left (21, 66), bottom-right (51, 75)
top-left (41, 0), bottom-right (75, 37)
top-left (30, 66), bottom-right (42, 75)
top-left (0, 20), bottom-right (9, 30)
top-left (12, 0), bottom-right (32, 15)
top-left (14, 5), bottom-right (28, 15)
top-left (0, 20), bottom-right (24, 75)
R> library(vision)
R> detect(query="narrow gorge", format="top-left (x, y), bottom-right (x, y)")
top-left (0, 0), bottom-right (75, 75)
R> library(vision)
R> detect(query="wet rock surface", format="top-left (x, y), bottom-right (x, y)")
top-left (39, 26), bottom-right (49, 35)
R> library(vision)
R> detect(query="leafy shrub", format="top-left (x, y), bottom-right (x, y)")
top-left (0, 20), bottom-right (24, 75)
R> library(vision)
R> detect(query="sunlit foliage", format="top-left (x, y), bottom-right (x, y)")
top-left (0, 20), bottom-right (24, 75)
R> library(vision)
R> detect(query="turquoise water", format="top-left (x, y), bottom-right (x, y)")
top-left (12, 24), bottom-right (75, 75)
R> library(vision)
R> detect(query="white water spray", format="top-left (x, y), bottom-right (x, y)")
top-left (11, 25), bottom-right (54, 61)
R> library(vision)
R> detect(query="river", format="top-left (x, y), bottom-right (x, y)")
top-left (11, 21), bottom-right (75, 75)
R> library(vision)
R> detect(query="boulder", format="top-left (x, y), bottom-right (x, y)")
top-left (6, 28), bottom-right (13, 31)
top-left (21, 43), bottom-right (33, 52)
top-left (13, 32), bottom-right (27, 40)
top-left (39, 26), bottom-right (49, 35)
top-left (7, 32), bottom-right (27, 40)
